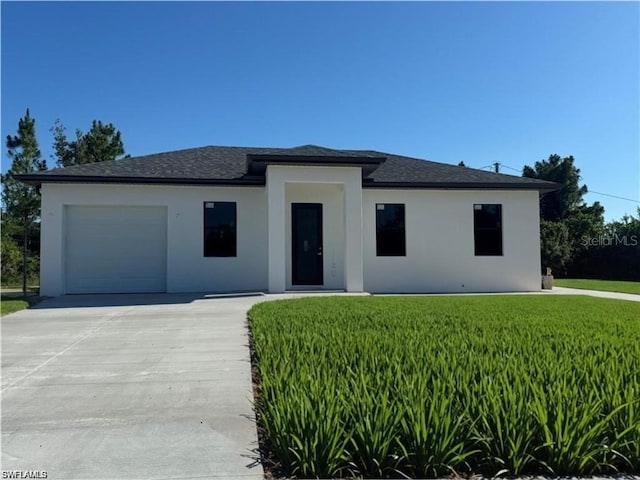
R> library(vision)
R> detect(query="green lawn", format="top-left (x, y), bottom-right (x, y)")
top-left (249, 296), bottom-right (640, 479)
top-left (0, 295), bottom-right (43, 316)
top-left (554, 278), bottom-right (640, 294)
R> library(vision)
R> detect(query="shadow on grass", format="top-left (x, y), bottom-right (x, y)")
top-left (0, 294), bottom-right (47, 316)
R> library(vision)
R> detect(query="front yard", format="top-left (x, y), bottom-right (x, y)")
top-left (554, 278), bottom-right (640, 295)
top-left (248, 295), bottom-right (640, 479)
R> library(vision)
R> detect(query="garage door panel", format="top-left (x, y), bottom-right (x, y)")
top-left (65, 206), bottom-right (167, 294)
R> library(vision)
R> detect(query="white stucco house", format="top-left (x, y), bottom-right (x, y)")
top-left (17, 144), bottom-right (558, 296)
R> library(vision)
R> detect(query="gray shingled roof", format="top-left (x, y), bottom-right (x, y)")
top-left (16, 144), bottom-right (558, 190)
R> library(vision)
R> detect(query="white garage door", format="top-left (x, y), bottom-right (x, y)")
top-left (65, 206), bottom-right (168, 294)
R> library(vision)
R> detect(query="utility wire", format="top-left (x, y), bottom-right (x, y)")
top-left (587, 191), bottom-right (640, 204)
top-left (501, 164), bottom-right (522, 173)
top-left (473, 163), bottom-right (638, 204)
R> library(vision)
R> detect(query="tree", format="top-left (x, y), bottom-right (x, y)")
top-left (2, 109), bottom-right (47, 293)
top-left (564, 202), bottom-right (605, 255)
top-left (1, 222), bottom-right (22, 284)
top-left (540, 220), bottom-right (572, 275)
top-left (570, 209), bottom-right (640, 281)
top-left (51, 120), bottom-right (75, 167)
top-left (523, 154), bottom-right (606, 275)
top-left (52, 119), bottom-right (125, 167)
top-left (606, 208), bottom-right (640, 240)
top-left (523, 154), bottom-right (587, 222)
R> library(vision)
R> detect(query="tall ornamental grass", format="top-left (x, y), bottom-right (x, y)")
top-left (249, 296), bottom-right (640, 478)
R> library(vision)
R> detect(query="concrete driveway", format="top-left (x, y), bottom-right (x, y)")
top-left (1, 293), bottom-right (268, 479)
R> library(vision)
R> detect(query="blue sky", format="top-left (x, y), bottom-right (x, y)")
top-left (2, 1), bottom-right (638, 220)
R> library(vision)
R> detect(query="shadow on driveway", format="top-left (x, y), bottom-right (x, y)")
top-left (29, 291), bottom-right (266, 309)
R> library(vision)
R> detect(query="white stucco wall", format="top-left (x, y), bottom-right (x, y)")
top-left (39, 181), bottom-right (541, 296)
top-left (362, 189), bottom-right (541, 293)
top-left (40, 183), bottom-right (268, 296)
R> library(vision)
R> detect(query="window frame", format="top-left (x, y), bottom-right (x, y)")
top-left (375, 203), bottom-right (406, 257)
top-left (473, 203), bottom-right (503, 256)
top-left (203, 201), bottom-right (237, 257)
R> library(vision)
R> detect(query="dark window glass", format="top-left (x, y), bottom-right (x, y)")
top-left (474, 204), bottom-right (503, 256)
top-left (204, 202), bottom-right (236, 257)
top-left (376, 204), bottom-right (406, 256)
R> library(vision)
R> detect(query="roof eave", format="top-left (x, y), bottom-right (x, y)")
top-left (13, 174), bottom-right (266, 187)
top-left (15, 175), bottom-right (561, 192)
top-left (363, 181), bottom-right (561, 192)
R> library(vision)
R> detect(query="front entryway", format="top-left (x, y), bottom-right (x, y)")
top-left (267, 168), bottom-right (363, 293)
top-left (291, 203), bottom-right (323, 285)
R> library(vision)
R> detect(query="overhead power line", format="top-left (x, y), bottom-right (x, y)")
top-left (475, 163), bottom-right (521, 174)
top-left (587, 190), bottom-right (640, 204)
top-left (472, 163), bottom-right (638, 204)
top-left (501, 164), bottom-right (522, 173)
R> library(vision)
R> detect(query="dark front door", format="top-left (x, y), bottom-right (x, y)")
top-left (292, 203), bottom-right (323, 285)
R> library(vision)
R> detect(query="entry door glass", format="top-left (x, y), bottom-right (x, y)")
top-left (292, 203), bottom-right (323, 285)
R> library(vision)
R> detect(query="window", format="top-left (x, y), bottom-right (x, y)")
top-left (474, 204), bottom-right (503, 256)
top-left (376, 204), bottom-right (406, 256)
top-left (204, 202), bottom-right (236, 257)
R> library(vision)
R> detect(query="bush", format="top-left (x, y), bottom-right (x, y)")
top-left (1, 231), bottom-right (22, 284)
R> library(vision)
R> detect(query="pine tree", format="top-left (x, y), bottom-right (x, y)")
top-left (2, 109), bottom-right (47, 293)
top-left (52, 119), bottom-right (125, 167)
